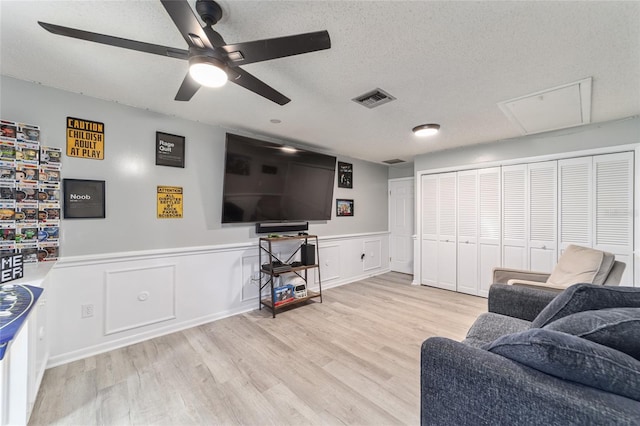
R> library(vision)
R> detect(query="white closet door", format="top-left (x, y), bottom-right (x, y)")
top-left (558, 157), bottom-right (593, 254)
top-left (478, 167), bottom-right (501, 297)
top-left (437, 172), bottom-right (457, 291)
top-left (502, 164), bottom-right (528, 269)
top-left (421, 174), bottom-right (438, 286)
top-left (528, 161), bottom-right (557, 272)
top-left (457, 170), bottom-right (478, 295)
top-left (593, 152), bottom-right (634, 285)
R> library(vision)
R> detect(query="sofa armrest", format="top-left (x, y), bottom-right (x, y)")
top-left (421, 337), bottom-right (640, 426)
top-left (488, 283), bottom-right (557, 321)
top-left (492, 267), bottom-right (550, 284)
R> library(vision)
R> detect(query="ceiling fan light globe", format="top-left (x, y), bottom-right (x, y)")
top-left (189, 62), bottom-right (228, 88)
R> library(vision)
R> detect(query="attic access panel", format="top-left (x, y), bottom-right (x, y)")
top-left (498, 78), bottom-right (592, 135)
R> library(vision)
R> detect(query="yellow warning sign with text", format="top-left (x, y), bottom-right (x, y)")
top-left (157, 186), bottom-right (183, 219)
top-left (66, 117), bottom-right (104, 160)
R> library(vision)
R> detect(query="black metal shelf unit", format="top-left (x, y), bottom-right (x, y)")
top-left (258, 234), bottom-right (322, 318)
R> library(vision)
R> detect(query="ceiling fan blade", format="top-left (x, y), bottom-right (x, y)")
top-left (221, 30), bottom-right (330, 66)
top-left (174, 72), bottom-right (201, 101)
top-left (229, 68), bottom-right (290, 105)
top-left (160, 0), bottom-right (214, 50)
top-left (38, 21), bottom-right (188, 60)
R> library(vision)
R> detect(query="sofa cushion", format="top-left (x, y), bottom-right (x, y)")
top-left (487, 329), bottom-right (640, 401)
top-left (531, 284), bottom-right (640, 328)
top-left (544, 308), bottom-right (640, 360)
top-left (546, 245), bottom-right (614, 287)
top-left (463, 312), bottom-right (531, 348)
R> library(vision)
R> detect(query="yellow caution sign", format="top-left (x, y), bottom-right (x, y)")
top-left (157, 186), bottom-right (183, 219)
top-left (66, 117), bottom-right (104, 160)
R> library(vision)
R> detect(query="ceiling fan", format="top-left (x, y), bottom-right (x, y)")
top-left (38, 0), bottom-right (331, 105)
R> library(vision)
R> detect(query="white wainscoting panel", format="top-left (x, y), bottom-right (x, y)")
top-left (104, 265), bottom-right (176, 335)
top-left (46, 232), bottom-right (390, 367)
top-left (363, 239), bottom-right (382, 271)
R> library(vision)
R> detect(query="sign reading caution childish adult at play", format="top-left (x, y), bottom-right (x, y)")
top-left (157, 186), bottom-right (183, 219)
top-left (66, 117), bottom-right (104, 159)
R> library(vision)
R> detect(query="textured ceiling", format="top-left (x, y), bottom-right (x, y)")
top-left (1, 1), bottom-right (639, 164)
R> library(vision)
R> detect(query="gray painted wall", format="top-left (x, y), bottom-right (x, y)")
top-left (1, 76), bottom-right (389, 256)
top-left (414, 116), bottom-right (640, 172)
top-left (388, 162), bottom-right (414, 179)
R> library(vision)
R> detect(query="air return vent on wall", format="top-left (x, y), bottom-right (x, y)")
top-left (498, 78), bottom-right (592, 135)
top-left (352, 88), bottom-right (396, 108)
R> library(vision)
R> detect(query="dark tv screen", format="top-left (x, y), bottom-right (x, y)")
top-left (222, 133), bottom-right (337, 223)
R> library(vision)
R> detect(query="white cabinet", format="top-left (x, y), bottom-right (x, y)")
top-left (478, 167), bottom-right (502, 297)
top-left (456, 170), bottom-right (478, 295)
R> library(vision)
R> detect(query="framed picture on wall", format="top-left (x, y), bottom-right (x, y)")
top-left (63, 179), bottom-right (105, 219)
top-left (336, 199), bottom-right (354, 217)
top-left (155, 131), bottom-right (185, 168)
top-left (338, 161), bottom-right (353, 188)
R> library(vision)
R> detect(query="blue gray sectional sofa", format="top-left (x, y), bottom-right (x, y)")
top-left (420, 283), bottom-right (640, 425)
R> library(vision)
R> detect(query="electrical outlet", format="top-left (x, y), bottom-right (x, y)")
top-left (81, 304), bottom-right (94, 318)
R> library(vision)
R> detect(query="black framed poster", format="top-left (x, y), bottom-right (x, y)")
top-left (338, 161), bottom-right (353, 188)
top-left (336, 199), bottom-right (354, 217)
top-left (63, 179), bottom-right (106, 219)
top-left (156, 131), bottom-right (185, 168)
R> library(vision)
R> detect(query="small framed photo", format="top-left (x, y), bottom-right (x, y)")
top-left (338, 161), bottom-right (353, 188)
top-left (336, 199), bottom-right (354, 217)
top-left (156, 131), bottom-right (185, 168)
top-left (63, 179), bottom-right (105, 219)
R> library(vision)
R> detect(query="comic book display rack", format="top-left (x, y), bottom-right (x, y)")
top-left (0, 119), bottom-right (61, 262)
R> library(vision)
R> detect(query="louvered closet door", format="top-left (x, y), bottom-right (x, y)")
top-left (558, 157), bottom-right (593, 255)
top-left (593, 152), bottom-right (634, 285)
top-left (502, 164), bottom-right (528, 269)
top-left (478, 167), bottom-right (501, 297)
top-left (457, 170), bottom-right (478, 295)
top-left (528, 161), bottom-right (557, 272)
top-left (421, 174), bottom-right (438, 286)
top-left (437, 172), bottom-right (457, 291)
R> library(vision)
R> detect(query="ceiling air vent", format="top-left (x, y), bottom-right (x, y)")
top-left (382, 159), bottom-right (406, 164)
top-left (352, 88), bottom-right (396, 109)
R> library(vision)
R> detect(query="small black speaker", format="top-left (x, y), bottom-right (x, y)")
top-left (301, 244), bottom-right (315, 266)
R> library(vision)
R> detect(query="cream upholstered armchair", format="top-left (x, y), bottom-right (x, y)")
top-left (492, 244), bottom-right (626, 292)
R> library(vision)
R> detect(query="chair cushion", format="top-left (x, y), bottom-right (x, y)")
top-left (544, 308), bottom-right (640, 360)
top-left (487, 329), bottom-right (640, 401)
top-left (546, 245), bottom-right (615, 287)
top-left (531, 283), bottom-right (640, 328)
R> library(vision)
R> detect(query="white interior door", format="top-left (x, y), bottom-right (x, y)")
top-left (478, 167), bottom-right (501, 297)
top-left (457, 170), bottom-right (478, 295)
top-left (502, 164), bottom-right (528, 269)
top-left (593, 152), bottom-right (634, 285)
top-left (558, 156), bottom-right (593, 254)
top-left (389, 178), bottom-right (414, 274)
top-left (528, 161), bottom-right (557, 272)
top-left (437, 173), bottom-right (457, 291)
top-left (421, 174), bottom-right (438, 286)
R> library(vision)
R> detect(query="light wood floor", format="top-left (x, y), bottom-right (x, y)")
top-left (29, 272), bottom-right (486, 426)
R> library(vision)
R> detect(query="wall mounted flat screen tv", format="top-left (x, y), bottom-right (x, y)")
top-left (222, 133), bottom-right (337, 223)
